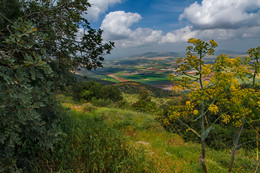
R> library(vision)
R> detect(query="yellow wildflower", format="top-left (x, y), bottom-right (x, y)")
top-left (208, 104), bottom-right (219, 114)
top-left (221, 114), bottom-right (231, 124)
top-left (193, 109), bottom-right (199, 115)
top-left (188, 38), bottom-right (196, 43)
top-left (163, 118), bottom-right (170, 125)
top-left (186, 128), bottom-right (191, 132)
top-left (209, 39), bottom-right (218, 47)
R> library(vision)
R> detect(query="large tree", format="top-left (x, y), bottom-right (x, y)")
top-left (0, 0), bottom-right (114, 171)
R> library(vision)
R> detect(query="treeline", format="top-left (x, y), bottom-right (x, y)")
top-left (115, 81), bottom-right (171, 98)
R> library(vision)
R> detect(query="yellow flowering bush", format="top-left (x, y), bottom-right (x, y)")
top-left (165, 38), bottom-right (260, 173)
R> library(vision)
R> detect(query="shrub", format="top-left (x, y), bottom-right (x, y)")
top-left (90, 97), bottom-right (113, 107)
top-left (73, 81), bottom-right (123, 104)
top-left (132, 89), bottom-right (158, 113)
top-left (100, 85), bottom-right (123, 102)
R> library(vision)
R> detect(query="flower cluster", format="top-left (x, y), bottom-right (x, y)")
top-left (208, 104), bottom-right (219, 115)
top-left (221, 114), bottom-right (231, 124)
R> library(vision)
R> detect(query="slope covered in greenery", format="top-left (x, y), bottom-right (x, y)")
top-left (43, 97), bottom-right (256, 172)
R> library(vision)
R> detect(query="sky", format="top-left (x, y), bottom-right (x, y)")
top-left (84, 0), bottom-right (260, 58)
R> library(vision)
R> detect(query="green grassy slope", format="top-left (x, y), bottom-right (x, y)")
top-left (49, 100), bottom-right (256, 173)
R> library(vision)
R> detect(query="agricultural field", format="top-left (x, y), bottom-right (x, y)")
top-left (77, 51), bottom-right (248, 91)
top-left (77, 52), bottom-right (181, 90)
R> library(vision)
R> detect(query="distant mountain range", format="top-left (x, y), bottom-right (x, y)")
top-left (129, 51), bottom-right (181, 58)
top-left (215, 49), bottom-right (246, 55)
top-left (108, 50), bottom-right (246, 61)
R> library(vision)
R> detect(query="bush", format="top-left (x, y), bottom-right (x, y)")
top-left (115, 100), bottom-right (130, 109)
top-left (73, 81), bottom-right (123, 104)
top-left (132, 89), bottom-right (158, 113)
top-left (100, 85), bottom-right (123, 102)
top-left (90, 97), bottom-right (113, 107)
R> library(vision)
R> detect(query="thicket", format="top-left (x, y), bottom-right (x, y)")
top-left (0, 0), bottom-right (113, 171)
top-left (116, 81), bottom-right (171, 98)
top-left (72, 81), bottom-right (123, 106)
top-left (132, 89), bottom-right (158, 113)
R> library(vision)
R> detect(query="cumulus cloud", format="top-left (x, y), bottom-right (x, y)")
top-left (101, 11), bottom-right (142, 40)
top-left (99, 1), bottom-right (260, 47)
top-left (85, 0), bottom-right (122, 21)
top-left (101, 11), bottom-right (163, 47)
top-left (180, 0), bottom-right (260, 29)
top-left (161, 25), bottom-right (260, 43)
top-left (121, 28), bottom-right (163, 47)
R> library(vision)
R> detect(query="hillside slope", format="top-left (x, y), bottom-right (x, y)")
top-left (51, 99), bottom-right (256, 173)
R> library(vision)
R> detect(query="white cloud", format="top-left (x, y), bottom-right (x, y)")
top-left (101, 11), bottom-right (163, 47)
top-left (101, 11), bottom-right (141, 40)
top-left (161, 26), bottom-right (196, 43)
top-left (121, 28), bottom-right (163, 47)
top-left (161, 25), bottom-right (260, 43)
top-left (180, 0), bottom-right (260, 29)
top-left (85, 0), bottom-right (122, 21)
top-left (99, 2), bottom-right (260, 48)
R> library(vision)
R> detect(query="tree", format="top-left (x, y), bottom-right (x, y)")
top-left (0, 0), bottom-right (114, 170)
top-left (100, 85), bottom-right (123, 102)
top-left (166, 39), bottom-right (260, 172)
top-left (168, 38), bottom-right (217, 173)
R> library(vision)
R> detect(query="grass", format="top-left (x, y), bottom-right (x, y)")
top-left (52, 99), bottom-right (258, 172)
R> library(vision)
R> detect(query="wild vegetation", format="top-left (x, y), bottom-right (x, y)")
top-left (0, 0), bottom-right (113, 171)
top-left (163, 38), bottom-right (260, 173)
top-left (0, 0), bottom-right (260, 172)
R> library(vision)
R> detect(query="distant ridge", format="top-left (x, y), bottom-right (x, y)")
top-left (74, 74), bottom-right (116, 85)
top-left (129, 51), bottom-right (181, 58)
top-left (215, 49), bottom-right (246, 55)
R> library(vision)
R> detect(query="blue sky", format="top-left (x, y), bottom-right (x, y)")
top-left (85, 0), bottom-right (260, 58)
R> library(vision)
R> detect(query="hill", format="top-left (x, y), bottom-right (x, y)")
top-left (48, 97), bottom-right (256, 172)
top-left (128, 51), bottom-right (181, 58)
top-left (73, 73), bottom-right (172, 98)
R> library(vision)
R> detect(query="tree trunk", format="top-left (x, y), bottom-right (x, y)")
top-left (200, 103), bottom-right (207, 173)
top-left (228, 118), bottom-right (245, 173)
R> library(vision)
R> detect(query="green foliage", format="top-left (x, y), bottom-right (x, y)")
top-left (0, 19), bottom-right (63, 171)
top-left (132, 89), bottom-right (158, 113)
top-left (79, 81), bottom-right (102, 101)
top-left (73, 81), bottom-right (123, 104)
top-left (0, 0), bottom-right (114, 171)
top-left (101, 85), bottom-right (123, 102)
top-left (90, 97), bottom-right (113, 107)
top-left (116, 81), bottom-right (171, 98)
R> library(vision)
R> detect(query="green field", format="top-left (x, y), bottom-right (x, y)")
top-left (116, 72), bottom-right (171, 85)
top-left (78, 52), bottom-right (179, 89)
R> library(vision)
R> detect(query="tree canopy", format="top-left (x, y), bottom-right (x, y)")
top-left (0, 0), bottom-right (114, 171)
